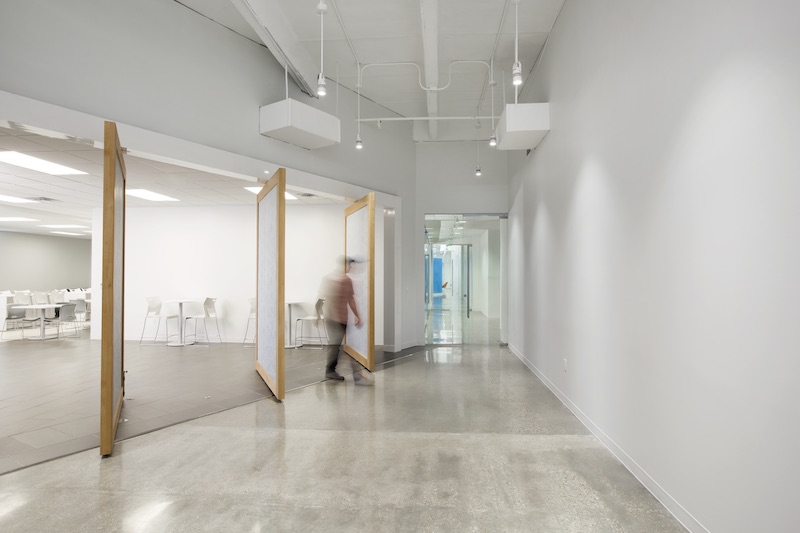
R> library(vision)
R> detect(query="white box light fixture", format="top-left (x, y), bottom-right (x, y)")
top-left (259, 99), bottom-right (340, 150)
top-left (496, 103), bottom-right (550, 151)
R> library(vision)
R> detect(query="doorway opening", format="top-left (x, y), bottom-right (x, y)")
top-left (424, 214), bottom-right (506, 345)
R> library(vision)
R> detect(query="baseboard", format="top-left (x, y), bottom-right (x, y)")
top-left (507, 344), bottom-right (708, 533)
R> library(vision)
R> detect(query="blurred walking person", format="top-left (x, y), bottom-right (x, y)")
top-left (319, 256), bottom-right (369, 383)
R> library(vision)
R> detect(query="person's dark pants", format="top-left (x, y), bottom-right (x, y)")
top-left (325, 320), bottom-right (359, 374)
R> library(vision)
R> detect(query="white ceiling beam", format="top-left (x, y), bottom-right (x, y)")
top-left (419, 0), bottom-right (439, 139)
top-left (229, 0), bottom-right (318, 97)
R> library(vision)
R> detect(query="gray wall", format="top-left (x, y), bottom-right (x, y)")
top-left (0, 232), bottom-right (90, 291)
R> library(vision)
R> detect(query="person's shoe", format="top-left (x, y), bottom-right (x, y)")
top-left (325, 371), bottom-right (345, 381)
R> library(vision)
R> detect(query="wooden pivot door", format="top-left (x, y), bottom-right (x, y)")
top-left (343, 193), bottom-right (375, 371)
top-left (255, 168), bottom-right (286, 400)
top-left (100, 121), bottom-right (126, 456)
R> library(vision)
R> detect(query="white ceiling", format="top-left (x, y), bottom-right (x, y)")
top-left (0, 123), bottom-right (346, 238)
top-left (2, 1), bottom-right (557, 237)
top-left (181, 0), bottom-right (564, 141)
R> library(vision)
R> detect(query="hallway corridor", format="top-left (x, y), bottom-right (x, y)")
top-left (0, 343), bottom-right (685, 531)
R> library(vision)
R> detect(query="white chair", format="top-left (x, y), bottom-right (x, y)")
top-left (49, 290), bottom-right (67, 304)
top-left (184, 297), bottom-right (222, 344)
top-left (139, 297), bottom-right (179, 345)
top-left (243, 298), bottom-right (256, 346)
top-left (1, 304), bottom-right (26, 339)
top-left (13, 292), bottom-right (40, 329)
top-left (32, 291), bottom-right (57, 319)
top-left (73, 299), bottom-right (89, 327)
top-left (45, 303), bottom-right (79, 338)
top-left (294, 299), bottom-right (328, 348)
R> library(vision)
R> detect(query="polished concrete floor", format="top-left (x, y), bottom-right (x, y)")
top-left (0, 324), bottom-right (416, 475)
top-left (0, 322), bottom-right (687, 531)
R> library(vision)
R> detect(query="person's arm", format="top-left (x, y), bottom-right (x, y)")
top-left (348, 295), bottom-right (362, 326)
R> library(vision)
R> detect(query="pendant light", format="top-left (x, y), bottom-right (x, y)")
top-left (489, 59), bottom-right (497, 147)
top-left (512, 0), bottom-right (522, 86)
top-left (475, 120), bottom-right (482, 176)
top-left (317, 1), bottom-right (327, 96)
top-left (356, 64), bottom-right (363, 149)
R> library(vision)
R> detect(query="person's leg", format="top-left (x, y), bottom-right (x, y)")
top-left (325, 320), bottom-right (346, 378)
top-left (352, 355), bottom-right (373, 385)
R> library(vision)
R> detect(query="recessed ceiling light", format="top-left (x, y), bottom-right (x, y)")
top-left (0, 194), bottom-right (37, 204)
top-left (0, 217), bottom-right (38, 222)
top-left (0, 151), bottom-right (87, 175)
top-left (39, 224), bottom-right (88, 229)
top-left (125, 189), bottom-right (179, 202)
top-left (51, 231), bottom-right (82, 236)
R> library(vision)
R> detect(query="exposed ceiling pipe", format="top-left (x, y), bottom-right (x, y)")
top-left (329, 0), bottom-right (359, 67)
top-left (475, 0), bottom-right (511, 119)
top-left (420, 0), bottom-right (440, 139)
top-left (229, 0), bottom-right (315, 96)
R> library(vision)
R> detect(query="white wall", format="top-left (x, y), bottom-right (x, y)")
top-left (0, 0), bottom-right (416, 350)
top-left (121, 206), bottom-right (255, 343)
top-left (508, 1), bottom-right (800, 531)
top-left (90, 202), bottom-right (385, 344)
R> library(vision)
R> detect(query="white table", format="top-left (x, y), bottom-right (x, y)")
top-left (164, 299), bottom-right (198, 347)
top-left (12, 304), bottom-right (64, 340)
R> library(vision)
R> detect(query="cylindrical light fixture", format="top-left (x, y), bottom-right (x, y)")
top-left (317, 73), bottom-right (327, 96)
top-left (317, 0), bottom-right (327, 97)
top-left (475, 165), bottom-right (482, 177)
top-left (512, 62), bottom-right (522, 86)
top-left (355, 134), bottom-right (363, 150)
top-left (512, 0), bottom-right (522, 87)
top-left (489, 131), bottom-right (497, 147)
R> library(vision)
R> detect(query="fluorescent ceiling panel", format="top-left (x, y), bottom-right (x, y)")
top-left (0, 151), bottom-right (87, 175)
top-left (39, 224), bottom-right (88, 229)
top-left (0, 194), bottom-right (37, 204)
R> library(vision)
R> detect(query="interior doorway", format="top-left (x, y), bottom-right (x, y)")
top-left (424, 214), bottom-right (505, 345)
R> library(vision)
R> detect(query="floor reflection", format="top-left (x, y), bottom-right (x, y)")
top-left (425, 307), bottom-right (501, 346)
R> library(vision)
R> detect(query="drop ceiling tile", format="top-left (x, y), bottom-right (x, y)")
top-left (19, 135), bottom-right (96, 152)
top-left (0, 136), bottom-right (58, 153)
